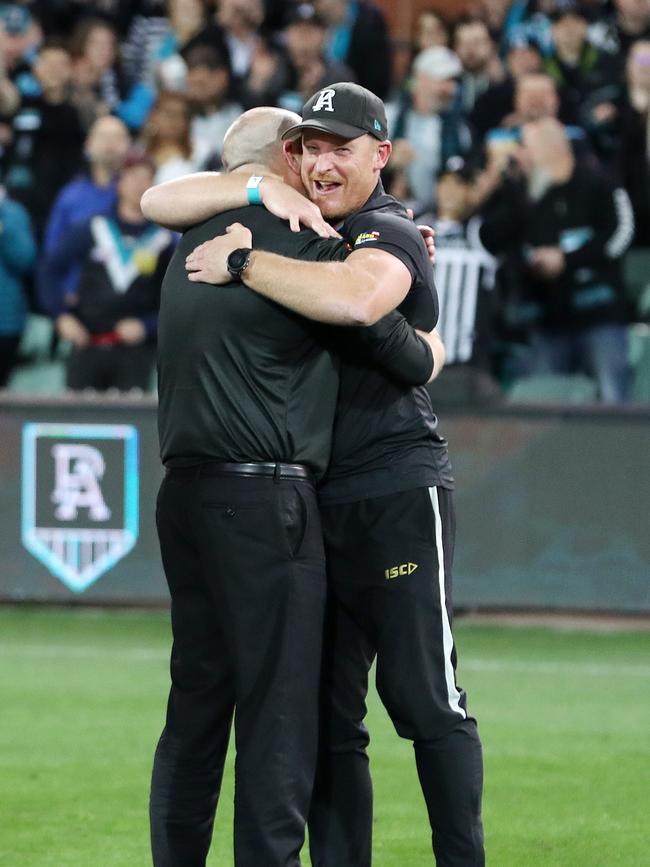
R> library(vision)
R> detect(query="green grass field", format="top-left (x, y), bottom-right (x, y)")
top-left (1, 607), bottom-right (648, 866)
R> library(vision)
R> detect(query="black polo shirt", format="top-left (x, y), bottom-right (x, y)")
top-left (157, 207), bottom-right (347, 480)
top-left (319, 182), bottom-right (455, 504)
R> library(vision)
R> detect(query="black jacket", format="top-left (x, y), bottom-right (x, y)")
top-left (480, 164), bottom-right (634, 331)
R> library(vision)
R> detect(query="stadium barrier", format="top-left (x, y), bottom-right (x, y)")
top-left (0, 393), bottom-right (648, 613)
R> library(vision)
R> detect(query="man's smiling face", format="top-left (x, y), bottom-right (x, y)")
top-left (300, 130), bottom-right (390, 221)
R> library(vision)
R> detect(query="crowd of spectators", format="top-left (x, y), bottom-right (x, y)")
top-left (0, 0), bottom-right (648, 402)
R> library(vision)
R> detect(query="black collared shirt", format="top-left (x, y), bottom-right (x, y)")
top-left (157, 207), bottom-right (347, 480)
top-left (319, 182), bottom-right (455, 504)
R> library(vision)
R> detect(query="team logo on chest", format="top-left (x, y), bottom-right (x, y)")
top-left (21, 423), bottom-right (139, 592)
top-left (312, 89), bottom-right (336, 113)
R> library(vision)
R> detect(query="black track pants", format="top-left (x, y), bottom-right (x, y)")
top-left (309, 486), bottom-right (484, 867)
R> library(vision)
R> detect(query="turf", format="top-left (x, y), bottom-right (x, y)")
top-left (0, 608), bottom-right (648, 866)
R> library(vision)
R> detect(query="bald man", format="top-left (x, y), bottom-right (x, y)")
top-left (481, 116), bottom-right (633, 401)
top-left (150, 107), bottom-right (442, 867)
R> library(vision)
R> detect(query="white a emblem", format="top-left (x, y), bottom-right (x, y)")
top-left (22, 423), bottom-right (139, 593)
top-left (312, 89), bottom-right (336, 113)
top-left (51, 444), bottom-right (111, 521)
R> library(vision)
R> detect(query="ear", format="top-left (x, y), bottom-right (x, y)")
top-left (282, 139), bottom-right (302, 176)
top-left (374, 140), bottom-right (392, 171)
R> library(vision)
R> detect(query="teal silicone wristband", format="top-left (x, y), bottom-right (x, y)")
top-left (247, 177), bottom-right (263, 205)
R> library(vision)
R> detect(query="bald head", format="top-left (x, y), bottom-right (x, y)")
top-left (221, 107), bottom-right (302, 174)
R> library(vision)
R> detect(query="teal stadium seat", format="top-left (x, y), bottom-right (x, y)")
top-left (623, 248), bottom-right (650, 402)
top-left (507, 373), bottom-right (598, 404)
top-left (629, 323), bottom-right (650, 402)
top-left (623, 247), bottom-right (650, 321)
top-left (7, 314), bottom-right (66, 394)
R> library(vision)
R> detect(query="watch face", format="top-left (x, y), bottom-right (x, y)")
top-left (229, 249), bottom-right (249, 271)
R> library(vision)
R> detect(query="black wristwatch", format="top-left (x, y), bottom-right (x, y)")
top-left (226, 247), bottom-right (252, 282)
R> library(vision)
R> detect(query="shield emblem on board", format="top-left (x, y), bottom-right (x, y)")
top-left (21, 423), bottom-right (139, 592)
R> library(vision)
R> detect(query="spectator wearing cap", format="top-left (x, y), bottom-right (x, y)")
top-left (419, 158), bottom-right (492, 253)
top-left (39, 115), bottom-right (131, 315)
top-left (453, 18), bottom-right (505, 114)
top-left (0, 182), bottom-right (37, 386)
top-left (543, 3), bottom-right (621, 134)
top-left (0, 4), bottom-right (41, 99)
top-left (388, 46), bottom-right (472, 212)
top-left (313, 0), bottom-right (392, 99)
top-left (2, 41), bottom-right (85, 242)
top-left (41, 151), bottom-right (175, 391)
top-left (277, 3), bottom-right (355, 113)
top-left (184, 43), bottom-right (242, 168)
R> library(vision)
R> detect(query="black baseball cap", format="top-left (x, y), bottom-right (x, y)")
top-left (281, 82), bottom-right (388, 142)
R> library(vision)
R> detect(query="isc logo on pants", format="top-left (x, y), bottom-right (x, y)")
top-left (384, 562), bottom-right (418, 580)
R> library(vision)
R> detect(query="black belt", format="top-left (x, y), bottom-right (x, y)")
top-left (166, 461), bottom-right (313, 481)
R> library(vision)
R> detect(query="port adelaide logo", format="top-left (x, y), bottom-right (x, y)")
top-left (21, 423), bottom-right (139, 592)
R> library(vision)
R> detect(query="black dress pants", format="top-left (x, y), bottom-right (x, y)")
top-left (150, 466), bottom-right (327, 867)
top-left (309, 486), bottom-right (484, 867)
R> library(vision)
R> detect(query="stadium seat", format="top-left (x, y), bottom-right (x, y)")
top-left (623, 247), bottom-right (650, 321)
top-left (507, 373), bottom-right (598, 404)
top-left (8, 314), bottom-right (66, 394)
top-left (8, 360), bottom-right (66, 393)
top-left (629, 323), bottom-right (650, 402)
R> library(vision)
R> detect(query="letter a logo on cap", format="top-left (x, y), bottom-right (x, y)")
top-left (312, 89), bottom-right (335, 113)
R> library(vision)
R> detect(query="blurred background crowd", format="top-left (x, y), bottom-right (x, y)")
top-left (0, 0), bottom-right (649, 404)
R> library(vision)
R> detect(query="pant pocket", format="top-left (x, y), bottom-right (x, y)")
top-left (278, 484), bottom-right (310, 559)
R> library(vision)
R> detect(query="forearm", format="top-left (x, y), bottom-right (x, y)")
top-left (141, 172), bottom-right (248, 229)
top-left (242, 251), bottom-right (383, 325)
top-left (416, 328), bottom-right (446, 383)
top-left (360, 311), bottom-right (434, 385)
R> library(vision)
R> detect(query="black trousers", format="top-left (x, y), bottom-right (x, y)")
top-left (66, 343), bottom-right (155, 390)
top-left (150, 467), bottom-right (327, 867)
top-left (309, 486), bottom-right (484, 867)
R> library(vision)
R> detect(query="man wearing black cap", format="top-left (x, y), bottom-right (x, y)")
top-left (149, 104), bottom-right (443, 867)
top-left (143, 82), bottom-right (485, 867)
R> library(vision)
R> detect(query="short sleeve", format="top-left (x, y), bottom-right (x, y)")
top-left (344, 212), bottom-right (428, 281)
top-left (296, 234), bottom-right (351, 263)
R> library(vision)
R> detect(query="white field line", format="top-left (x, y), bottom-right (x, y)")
top-left (0, 643), bottom-right (648, 678)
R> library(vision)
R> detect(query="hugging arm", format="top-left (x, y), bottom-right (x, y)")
top-left (361, 313), bottom-right (445, 385)
top-left (186, 225), bottom-right (412, 327)
top-left (185, 224), bottom-right (444, 385)
top-left (141, 172), bottom-right (337, 237)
